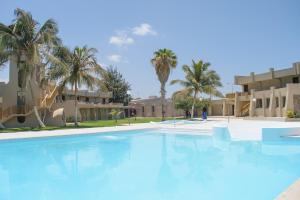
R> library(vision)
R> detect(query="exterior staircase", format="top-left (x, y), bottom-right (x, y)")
top-left (241, 102), bottom-right (250, 117)
top-left (40, 85), bottom-right (59, 109)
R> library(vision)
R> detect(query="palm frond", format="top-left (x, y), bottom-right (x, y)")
top-left (171, 59), bottom-right (222, 100)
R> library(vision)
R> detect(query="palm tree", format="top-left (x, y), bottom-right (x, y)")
top-left (47, 45), bottom-right (103, 126)
top-left (0, 8), bottom-right (60, 127)
top-left (151, 48), bottom-right (177, 120)
top-left (171, 60), bottom-right (222, 118)
top-left (0, 48), bottom-right (9, 67)
top-left (109, 109), bottom-right (123, 124)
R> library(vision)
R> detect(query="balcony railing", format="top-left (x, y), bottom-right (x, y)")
top-left (77, 101), bottom-right (124, 108)
top-left (226, 92), bottom-right (250, 99)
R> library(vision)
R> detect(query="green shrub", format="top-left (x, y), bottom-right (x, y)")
top-left (286, 110), bottom-right (296, 118)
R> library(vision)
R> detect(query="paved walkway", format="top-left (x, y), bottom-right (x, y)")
top-left (1, 118), bottom-right (300, 141)
top-left (276, 178), bottom-right (300, 200)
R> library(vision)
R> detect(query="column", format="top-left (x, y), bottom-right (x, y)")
top-left (279, 92), bottom-right (282, 117)
top-left (249, 89), bottom-right (255, 117)
top-left (234, 92), bottom-right (240, 117)
top-left (222, 100), bottom-right (227, 116)
top-left (262, 94), bottom-right (266, 117)
top-left (285, 84), bottom-right (294, 113)
top-left (269, 87), bottom-right (275, 117)
top-left (208, 104), bottom-right (212, 116)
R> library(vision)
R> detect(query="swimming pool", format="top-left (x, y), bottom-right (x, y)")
top-left (0, 129), bottom-right (299, 200)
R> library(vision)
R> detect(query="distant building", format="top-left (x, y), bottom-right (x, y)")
top-left (210, 62), bottom-right (300, 118)
top-left (132, 62), bottom-right (300, 119)
top-left (129, 96), bottom-right (184, 118)
top-left (55, 89), bottom-right (125, 122)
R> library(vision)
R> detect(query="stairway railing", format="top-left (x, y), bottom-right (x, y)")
top-left (241, 102), bottom-right (250, 116)
top-left (41, 85), bottom-right (58, 108)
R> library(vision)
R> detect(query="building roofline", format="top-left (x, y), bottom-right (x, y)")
top-left (62, 89), bottom-right (112, 98)
top-left (234, 62), bottom-right (300, 85)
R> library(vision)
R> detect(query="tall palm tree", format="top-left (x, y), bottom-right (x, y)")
top-left (151, 48), bottom-right (177, 120)
top-left (47, 45), bottom-right (104, 126)
top-left (0, 48), bottom-right (9, 67)
top-left (0, 8), bottom-right (60, 127)
top-left (171, 60), bottom-right (222, 118)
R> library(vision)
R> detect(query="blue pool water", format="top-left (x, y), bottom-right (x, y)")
top-left (0, 129), bottom-right (300, 200)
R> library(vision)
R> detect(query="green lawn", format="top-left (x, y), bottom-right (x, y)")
top-left (0, 117), bottom-right (172, 133)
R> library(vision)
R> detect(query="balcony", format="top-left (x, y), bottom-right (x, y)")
top-left (78, 101), bottom-right (124, 109)
top-left (226, 92), bottom-right (250, 99)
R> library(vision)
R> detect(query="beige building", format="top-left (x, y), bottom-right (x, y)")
top-left (129, 96), bottom-right (185, 118)
top-left (1, 59), bottom-right (300, 128)
top-left (131, 60), bottom-right (300, 119)
top-left (0, 58), bottom-right (62, 128)
top-left (0, 59), bottom-right (125, 128)
top-left (55, 89), bottom-right (125, 122)
top-left (210, 62), bottom-right (300, 118)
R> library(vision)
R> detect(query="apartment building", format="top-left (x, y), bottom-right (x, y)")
top-left (129, 96), bottom-right (184, 118)
top-left (0, 58), bottom-right (63, 128)
top-left (214, 62), bottom-right (300, 118)
top-left (0, 59), bottom-right (125, 128)
top-left (55, 89), bottom-right (125, 122)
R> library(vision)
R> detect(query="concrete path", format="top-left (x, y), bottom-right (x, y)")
top-left (1, 117), bottom-right (300, 141)
top-left (276, 179), bottom-right (300, 200)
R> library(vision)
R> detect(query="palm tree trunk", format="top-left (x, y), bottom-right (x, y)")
top-left (191, 91), bottom-right (197, 119)
top-left (160, 82), bottom-right (166, 121)
top-left (29, 80), bottom-right (46, 128)
top-left (74, 82), bottom-right (79, 127)
top-left (0, 122), bottom-right (5, 129)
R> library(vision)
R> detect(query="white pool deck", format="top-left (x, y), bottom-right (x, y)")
top-left (1, 117), bottom-right (300, 141)
top-left (0, 117), bottom-right (300, 199)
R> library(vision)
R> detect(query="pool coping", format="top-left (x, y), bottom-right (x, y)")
top-left (1, 118), bottom-right (300, 141)
top-left (0, 123), bottom-right (157, 141)
top-left (276, 178), bottom-right (300, 200)
top-left (0, 122), bottom-right (215, 141)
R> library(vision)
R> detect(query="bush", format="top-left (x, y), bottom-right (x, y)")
top-left (286, 110), bottom-right (296, 118)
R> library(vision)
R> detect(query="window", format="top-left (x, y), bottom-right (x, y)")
top-left (265, 98), bottom-right (270, 108)
top-left (275, 97), bottom-right (279, 108)
top-left (243, 85), bottom-right (249, 92)
top-left (282, 96), bottom-right (286, 107)
top-left (102, 98), bottom-right (106, 104)
top-left (293, 77), bottom-right (299, 84)
top-left (85, 97), bottom-right (89, 102)
top-left (77, 96), bottom-right (80, 101)
top-left (142, 106), bottom-right (145, 113)
top-left (256, 99), bottom-right (263, 108)
top-left (152, 105), bottom-right (155, 112)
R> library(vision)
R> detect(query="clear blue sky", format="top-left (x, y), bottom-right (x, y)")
top-left (1, 0), bottom-right (300, 98)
